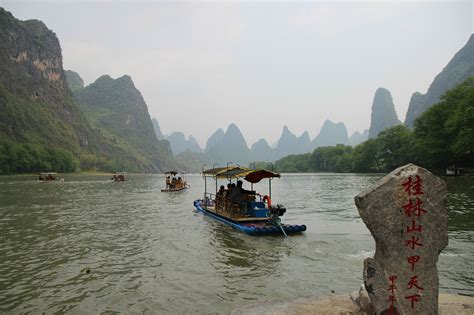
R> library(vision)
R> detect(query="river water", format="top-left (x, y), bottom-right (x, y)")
top-left (0, 174), bottom-right (472, 314)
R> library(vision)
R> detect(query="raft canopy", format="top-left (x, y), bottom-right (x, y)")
top-left (201, 166), bottom-right (236, 176)
top-left (244, 169), bottom-right (281, 183)
top-left (165, 171), bottom-right (186, 175)
top-left (202, 166), bottom-right (280, 183)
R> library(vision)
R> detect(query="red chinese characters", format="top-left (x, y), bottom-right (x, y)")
top-left (387, 275), bottom-right (398, 315)
top-left (402, 175), bottom-right (424, 196)
top-left (407, 255), bottom-right (421, 272)
top-left (402, 198), bottom-right (427, 217)
top-left (400, 175), bottom-right (426, 309)
top-left (405, 235), bottom-right (423, 250)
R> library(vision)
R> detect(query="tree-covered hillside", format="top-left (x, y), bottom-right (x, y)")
top-left (0, 8), bottom-right (177, 174)
top-left (271, 78), bottom-right (474, 173)
top-left (73, 75), bottom-right (176, 173)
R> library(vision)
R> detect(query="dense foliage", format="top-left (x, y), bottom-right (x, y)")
top-left (0, 138), bottom-right (78, 174)
top-left (73, 75), bottom-right (176, 173)
top-left (413, 77), bottom-right (474, 169)
top-left (270, 77), bottom-right (474, 173)
top-left (405, 34), bottom-right (474, 127)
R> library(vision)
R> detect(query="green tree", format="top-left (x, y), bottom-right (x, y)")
top-left (352, 138), bottom-right (381, 172)
top-left (376, 125), bottom-right (415, 171)
top-left (274, 153), bottom-right (312, 172)
top-left (310, 145), bottom-right (353, 172)
top-left (414, 77), bottom-right (474, 169)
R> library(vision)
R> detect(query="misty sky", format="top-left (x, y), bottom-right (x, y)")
top-left (2, 1), bottom-right (473, 147)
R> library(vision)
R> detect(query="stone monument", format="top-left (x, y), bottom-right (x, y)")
top-left (355, 163), bottom-right (448, 314)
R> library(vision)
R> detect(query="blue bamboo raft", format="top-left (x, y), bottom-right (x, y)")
top-left (194, 199), bottom-right (307, 236)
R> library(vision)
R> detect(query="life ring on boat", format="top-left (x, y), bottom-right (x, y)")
top-left (263, 195), bottom-right (272, 208)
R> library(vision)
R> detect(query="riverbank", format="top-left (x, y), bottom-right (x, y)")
top-left (230, 293), bottom-right (474, 315)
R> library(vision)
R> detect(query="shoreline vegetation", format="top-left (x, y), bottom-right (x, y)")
top-left (264, 78), bottom-right (474, 175)
top-left (1, 78), bottom-right (473, 177)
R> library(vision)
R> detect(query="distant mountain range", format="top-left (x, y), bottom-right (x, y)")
top-left (349, 129), bottom-right (369, 146)
top-left (1, 8), bottom-right (472, 174)
top-left (166, 132), bottom-right (202, 155)
top-left (160, 119), bottom-right (364, 167)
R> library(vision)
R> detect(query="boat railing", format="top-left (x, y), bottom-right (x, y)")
top-left (204, 193), bottom-right (216, 207)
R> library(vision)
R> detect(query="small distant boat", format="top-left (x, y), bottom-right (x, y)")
top-left (194, 166), bottom-right (306, 236)
top-left (37, 172), bottom-right (64, 182)
top-left (112, 172), bottom-right (127, 182)
top-left (161, 171), bottom-right (189, 192)
top-left (446, 165), bottom-right (469, 177)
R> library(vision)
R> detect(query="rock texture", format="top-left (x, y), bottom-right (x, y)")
top-left (368, 88), bottom-right (401, 138)
top-left (312, 120), bottom-right (350, 148)
top-left (355, 163), bottom-right (448, 314)
top-left (350, 284), bottom-right (375, 314)
top-left (405, 34), bottom-right (474, 128)
top-left (231, 294), bottom-right (474, 315)
top-left (0, 8), bottom-right (96, 152)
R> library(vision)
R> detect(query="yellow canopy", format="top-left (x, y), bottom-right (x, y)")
top-left (202, 166), bottom-right (280, 182)
top-left (215, 167), bottom-right (253, 179)
top-left (202, 166), bottom-right (237, 176)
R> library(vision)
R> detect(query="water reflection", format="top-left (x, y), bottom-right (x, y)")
top-left (0, 173), bottom-right (472, 313)
top-left (445, 176), bottom-right (474, 236)
top-left (210, 224), bottom-right (290, 273)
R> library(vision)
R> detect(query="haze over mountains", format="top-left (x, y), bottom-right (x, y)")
top-left (404, 34), bottom-right (474, 128)
top-left (1, 7), bottom-right (473, 174)
top-left (159, 35), bottom-right (474, 166)
top-left (160, 32), bottom-right (474, 168)
top-left (159, 120), bottom-right (365, 166)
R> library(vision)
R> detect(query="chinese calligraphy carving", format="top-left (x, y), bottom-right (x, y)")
top-left (355, 164), bottom-right (448, 314)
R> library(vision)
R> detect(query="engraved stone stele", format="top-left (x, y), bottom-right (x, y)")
top-left (355, 163), bottom-right (448, 314)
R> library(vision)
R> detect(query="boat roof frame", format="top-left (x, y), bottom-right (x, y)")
top-left (165, 170), bottom-right (186, 175)
top-left (202, 166), bottom-right (280, 182)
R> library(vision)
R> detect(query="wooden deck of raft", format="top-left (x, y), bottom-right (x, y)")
top-left (204, 206), bottom-right (269, 222)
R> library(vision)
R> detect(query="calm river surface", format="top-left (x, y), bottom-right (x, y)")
top-left (0, 174), bottom-right (473, 314)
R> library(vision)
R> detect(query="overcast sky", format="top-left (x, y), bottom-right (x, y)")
top-left (2, 1), bottom-right (473, 147)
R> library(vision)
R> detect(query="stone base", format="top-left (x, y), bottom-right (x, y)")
top-left (230, 294), bottom-right (474, 315)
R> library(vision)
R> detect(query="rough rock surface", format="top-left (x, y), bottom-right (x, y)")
top-left (355, 163), bottom-right (448, 314)
top-left (230, 294), bottom-right (474, 315)
top-left (350, 284), bottom-right (374, 314)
